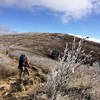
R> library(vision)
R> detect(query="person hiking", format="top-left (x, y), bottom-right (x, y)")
top-left (18, 54), bottom-right (31, 79)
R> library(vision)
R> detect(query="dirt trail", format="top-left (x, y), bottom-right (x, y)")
top-left (0, 52), bottom-right (47, 100)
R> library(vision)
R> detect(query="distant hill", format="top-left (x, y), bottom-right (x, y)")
top-left (0, 32), bottom-right (100, 59)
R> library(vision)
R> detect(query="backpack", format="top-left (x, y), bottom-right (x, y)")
top-left (51, 49), bottom-right (59, 59)
top-left (18, 55), bottom-right (27, 68)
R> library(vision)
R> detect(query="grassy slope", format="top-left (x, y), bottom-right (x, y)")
top-left (0, 32), bottom-right (100, 58)
top-left (0, 32), bottom-right (100, 100)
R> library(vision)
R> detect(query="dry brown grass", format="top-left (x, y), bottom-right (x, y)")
top-left (0, 65), bottom-right (17, 79)
top-left (0, 53), bottom-right (18, 79)
top-left (9, 49), bottom-right (57, 72)
top-left (0, 32), bottom-right (99, 59)
top-left (59, 65), bottom-right (100, 100)
top-left (0, 50), bottom-right (49, 100)
top-left (0, 33), bottom-right (100, 100)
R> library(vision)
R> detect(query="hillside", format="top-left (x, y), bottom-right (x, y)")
top-left (0, 32), bottom-right (100, 100)
top-left (0, 32), bottom-right (100, 58)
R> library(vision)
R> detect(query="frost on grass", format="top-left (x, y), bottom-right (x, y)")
top-left (45, 37), bottom-right (90, 100)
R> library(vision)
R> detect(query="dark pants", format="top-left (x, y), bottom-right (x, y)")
top-left (19, 67), bottom-right (29, 79)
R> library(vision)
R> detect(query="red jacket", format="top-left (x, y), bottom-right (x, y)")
top-left (26, 58), bottom-right (31, 68)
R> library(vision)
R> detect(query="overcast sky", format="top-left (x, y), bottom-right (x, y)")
top-left (0, 0), bottom-right (100, 42)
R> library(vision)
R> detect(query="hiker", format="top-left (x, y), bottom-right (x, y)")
top-left (18, 54), bottom-right (31, 79)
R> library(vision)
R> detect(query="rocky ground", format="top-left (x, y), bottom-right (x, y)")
top-left (0, 50), bottom-right (49, 100)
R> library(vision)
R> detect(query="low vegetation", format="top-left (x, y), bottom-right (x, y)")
top-left (0, 33), bottom-right (100, 100)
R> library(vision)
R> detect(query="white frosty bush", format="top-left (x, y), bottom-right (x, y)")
top-left (45, 37), bottom-right (89, 100)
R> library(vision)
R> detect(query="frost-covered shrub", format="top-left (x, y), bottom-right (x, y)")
top-left (45, 37), bottom-right (89, 100)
